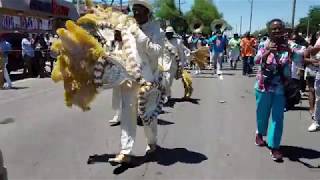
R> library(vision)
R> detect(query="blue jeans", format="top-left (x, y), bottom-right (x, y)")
top-left (255, 89), bottom-right (285, 149)
top-left (242, 56), bottom-right (253, 75)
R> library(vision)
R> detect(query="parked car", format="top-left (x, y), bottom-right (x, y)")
top-left (0, 32), bottom-right (24, 73)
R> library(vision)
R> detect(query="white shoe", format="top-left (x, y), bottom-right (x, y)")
top-left (3, 83), bottom-right (12, 89)
top-left (218, 75), bottom-right (224, 80)
top-left (108, 154), bottom-right (131, 164)
top-left (163, 96), bottom-right (169, 104)
top-left (109, 115), bottom-right (120, 124)
top-left (146, 144), bottom-right (158, 154)
top-left (308, 121), bottom-right (320, 132)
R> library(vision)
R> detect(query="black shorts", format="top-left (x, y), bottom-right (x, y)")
top-left (306, 76), bottom-right (315, 88)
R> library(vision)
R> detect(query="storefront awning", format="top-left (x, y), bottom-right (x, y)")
top-left (0, 0), bottom-right (79, 20)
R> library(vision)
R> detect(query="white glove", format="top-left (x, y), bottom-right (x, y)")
top-left (136, 29), bottom-right (148, 43)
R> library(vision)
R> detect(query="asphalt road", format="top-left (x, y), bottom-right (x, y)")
top-left (0, 67), bottom-right (320, 180)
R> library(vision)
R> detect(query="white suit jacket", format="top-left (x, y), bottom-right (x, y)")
top-left (136, 21), bottom-right (164, 82)
top-left (160, 37), bottom-right (186, 72)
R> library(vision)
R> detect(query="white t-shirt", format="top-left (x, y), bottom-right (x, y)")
top-left (21, 38), bottom-right (34, 57)
top-left (305, 37), bottom-right (320, 79)
top-left (314, 37), bottom-right (320, 80)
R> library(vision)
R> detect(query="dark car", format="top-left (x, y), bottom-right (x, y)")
top-left (0, 32), bottom-right (25, 73)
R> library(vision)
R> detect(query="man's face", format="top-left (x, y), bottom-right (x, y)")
top-left (114, 30), bottom-right (122, 41)
top-left (166, 32), bottom-right (174, 40)
top-left (132, 4), bottom-right (150, 25)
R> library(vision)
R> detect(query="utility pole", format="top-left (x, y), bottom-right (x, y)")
top-left (307, 17), bottom-right (310, 37)
top-left (120, 0), bottom-right (123, 10)
top-left (76, 0), bottom-right (80, 14)
top-left (249, 0), bottom-right (253, 32)
top-left (291, 0), bottom-right (296, 29)
top-left (240, 16), bottom-right (242, 35)
top-left (236, 24), bottom-right (238, 34)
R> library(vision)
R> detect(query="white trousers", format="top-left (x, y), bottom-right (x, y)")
top-left (314, 79), bottom-right (320, 123)
top-left (162, 66), bottom-right (177, 97)
top-left (228, 49), bottom-right (240, 61)
top-left (111, 87), bottom-right (121, 121)
top-left (213, 52), bottom-right (223, 75)
top-left (3, 63), bottom-right (11, 87)
top-left (209, 51), bottom-right (214, 66)
top-left (119, 82), bottom-right (158, 155)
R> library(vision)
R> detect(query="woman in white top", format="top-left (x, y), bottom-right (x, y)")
top-left (304, 33), bottom-right (320, 132)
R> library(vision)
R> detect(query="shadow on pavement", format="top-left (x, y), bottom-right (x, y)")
top-left (281, 145), bottom-right (320, 168)
top-left (157, 119), bottom-right (175, 125)
top-left (137, 119), bottom-right (175, 126)
top-left (164, 98), bottom-right (200, 108)
top-left (1, 87), bottom-right (29, 90)
top-left (192, 74), bottom-right (215, 78)
top-left (289, 106), bottom-right (310, 111)
top-left (111, 119), bottom-right (175, 127)
top-left (0, 149), bottom-right (8, 180)
top-left (87, 146), bottom-right (208, 175)
top-left (0, 118), bottom-right (15, 125)
top-left (222, 73), bottom-right (235, 76)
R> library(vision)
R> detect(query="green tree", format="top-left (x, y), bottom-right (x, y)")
top-left (155, 0), bottom-right (180, 19)
top-left (185, 0), bottom-right (222, 35)
top-left (154, 0), bottom-right (187, 34)
top-left (296, 6), bottom-right (320, 35)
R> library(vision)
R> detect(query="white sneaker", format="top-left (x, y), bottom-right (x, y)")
top-left (308, 121), bottom-right (320, 132)
top-left (109, 115), bottom-right (120, 124)
top-left (219, 75), bottom-right (224, 80)
top-left (163, 96), bottom-right (169, 104)
top-left (3, 83), bottom-right (12, 89)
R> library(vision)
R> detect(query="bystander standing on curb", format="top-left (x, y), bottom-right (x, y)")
top-left (0, 50), bottom-right (4, 89)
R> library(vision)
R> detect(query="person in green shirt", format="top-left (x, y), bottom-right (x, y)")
top-left (228, 33), bottom-right (241, 69)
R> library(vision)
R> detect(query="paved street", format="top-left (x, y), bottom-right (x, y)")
top-left (0, 67), bottom-right (320, 180)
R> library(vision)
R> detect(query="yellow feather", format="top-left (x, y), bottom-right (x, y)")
top-left (51, 20), bottom-right (105, 111)
top-left (192, 47), bottom-right (210, 69)
top-left (51, 39), bottom-right (62, 54)
top-left (182, 70), bottom-right (193, 98)
top-left (85, 0), bottom-right (94, 8)
top-left (77, 14), bottom-right (99, 27)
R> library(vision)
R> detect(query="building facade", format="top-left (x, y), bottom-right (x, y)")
top-left (0, 0), bottom-right (79, 33)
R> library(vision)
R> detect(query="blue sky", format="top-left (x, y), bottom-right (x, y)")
top-left (68, 0), bottom-right (319, 33)
top-left (213, 0), bottom-right (319, 33)
top-left (180, 0), bottom-right (319, 33)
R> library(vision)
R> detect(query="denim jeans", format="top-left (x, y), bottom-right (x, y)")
top-left (242, 56), bottom-right (254, 75)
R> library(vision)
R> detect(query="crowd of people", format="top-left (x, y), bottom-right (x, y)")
top-left (1, 0), bottom-right (320, 165)
top-left (184, 29), bottom-right (259, 79)
top-left (183, 18), bottom-right (320, 161)
top-left (103, 2), bottom-right (320, 163)
top-left (0, 32), bottom-right (57, 89)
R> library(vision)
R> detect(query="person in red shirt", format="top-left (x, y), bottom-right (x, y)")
top-left (240, 32), bottom-right (256, 75)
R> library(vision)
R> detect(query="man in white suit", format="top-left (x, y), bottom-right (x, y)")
top-left (160, 26), bottom-right (187, 102)
top-left (109, 0), bottom-right (164, 164)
